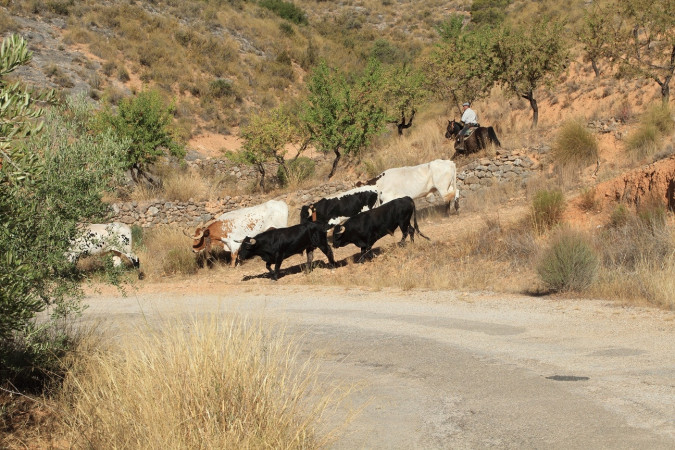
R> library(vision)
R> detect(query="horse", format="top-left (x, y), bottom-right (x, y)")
top-left (445, 119), bottom-right (501, 155)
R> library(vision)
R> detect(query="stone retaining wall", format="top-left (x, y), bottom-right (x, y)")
top-left (110, 151), bottom-right (538, 227)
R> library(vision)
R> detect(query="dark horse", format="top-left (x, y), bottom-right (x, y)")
top-left (445, 119), bottom-right (501, 155)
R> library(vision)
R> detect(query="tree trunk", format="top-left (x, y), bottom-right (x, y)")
top-left (328, 149), bottom-right (341, 179)
top-left (257, 163), bottom-right (266, 191)
top-left (523, 91), bottom-right (538, 128)
top-left (591, 59), bottom-right (600, 77)
top-left (397, 109), bottom-right (416, 136)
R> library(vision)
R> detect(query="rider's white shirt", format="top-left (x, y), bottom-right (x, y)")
top-left (461, 108), bottom-right (478, 124)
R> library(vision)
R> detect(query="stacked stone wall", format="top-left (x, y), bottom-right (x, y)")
top-left (110, 151), bottom-right (538, 227)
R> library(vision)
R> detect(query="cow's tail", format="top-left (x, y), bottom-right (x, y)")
top-left (411, 204), bottom-right (430, 241)
top-left (488, 127), bottom-right (501, 147)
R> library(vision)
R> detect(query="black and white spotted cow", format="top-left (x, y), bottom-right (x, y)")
top-left (300, 186), bottom-right (380, 228)
top-left (332, 196), bottom-right (429, 262)
top-left (67, 223), bottom-right (144, 279)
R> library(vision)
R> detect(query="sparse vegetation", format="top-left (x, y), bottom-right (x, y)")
top-left (537, 228), bottom-right (598, 293)
top-left (531, 189), bottom-right (566, 233)
top-left (552, 119), bottom-right (598, 168)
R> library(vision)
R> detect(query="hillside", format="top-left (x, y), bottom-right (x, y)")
top-left (1, 0), bottom-right (674, 306)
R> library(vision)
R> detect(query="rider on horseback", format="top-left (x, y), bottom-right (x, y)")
top-left (457, 102), bottom-right (479, 152)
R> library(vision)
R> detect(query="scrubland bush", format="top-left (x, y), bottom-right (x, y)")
top-left (537, 228), bottom-right (598, 292)
top-left (625, 103), bottom-right (674, 158)
top-left (58, 317), bottom-right (334, 448)
top-left (552, 119), bottom-right (598, 168)
top-left (531, 189), bottom-right (566, 233)
top-left (578, 187), bottom-right (599, 212)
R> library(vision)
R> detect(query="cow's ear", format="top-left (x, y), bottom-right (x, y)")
top-left (203, 229), bottom-right (210, 237)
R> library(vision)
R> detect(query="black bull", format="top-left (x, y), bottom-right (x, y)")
top-left (300, 189), bottom-right (379, 226)
top-left (332, 196), bottom-right (429, 261)
top-left (445, 119), bottom-right (501, 154)
top-left (238, 221), bottom-right (336, 280)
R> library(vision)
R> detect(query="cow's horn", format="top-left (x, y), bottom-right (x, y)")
top-left (334, 225), bottom-right (344, 234)
top-left (249, 238), bottom-right (256, 245)
top-left (182, 228), bottom-right (194, 238)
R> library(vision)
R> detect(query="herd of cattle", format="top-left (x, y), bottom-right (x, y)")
top-left (67, 159), bottom-right (459, 281)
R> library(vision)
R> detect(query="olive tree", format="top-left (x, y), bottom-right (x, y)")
top-left (1, 35), bottom-right (127, 386)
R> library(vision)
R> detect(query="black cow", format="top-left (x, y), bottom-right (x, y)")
top-left (300, 187), bottom-right (379, 227)
top-left (238, 221), bottom-right (336, 280)
top-left (332, 196), bottom-right (429, 262)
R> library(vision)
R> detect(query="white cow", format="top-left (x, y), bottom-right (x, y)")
top-left (188, 199), bottom-right (288, 267)
top-left (67, 223), bottom-right (144, 278)
top-left (362, 159), bottom-right (459, 212)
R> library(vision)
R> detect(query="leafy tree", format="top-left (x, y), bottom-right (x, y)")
top-left (422, 24), bottom-right (497, 116)
top-left (611, 0), bottom-right (675, 103)
top-left (1, 34), bottom-right (127, 387)
top-left (302, 59), bottom-right (387, 178)
top-left (470, 0), bottom-right (512, 27)
top-left (94, 89), bottom-right (185, 182)
top-left (231, 106), bottom-right (296, 191)
top-left (576, 2), bottom-right (619, 77)
top-left (492, 18), bottom-right (569, 127)
top-left (434, 15), bottom-right (464, 42)
top-left (381, 64), bottom-right (429, 135)
top-left (259, 0), bottom-right (308, 25)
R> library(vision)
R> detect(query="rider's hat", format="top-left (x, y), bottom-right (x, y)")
top-left (462, 102), bottom-right (470, 107)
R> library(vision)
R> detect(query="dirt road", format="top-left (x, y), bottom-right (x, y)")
top-left (83, 285), bottom-right (675, 449)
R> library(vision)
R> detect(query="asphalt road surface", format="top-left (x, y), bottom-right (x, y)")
top-left (82, 285), bottom-right (675, 449)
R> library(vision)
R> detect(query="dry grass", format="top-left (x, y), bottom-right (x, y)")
top-left (57, 317), bottom-right (340, 448)
top-left (136, 225), bottom-right (197, 278)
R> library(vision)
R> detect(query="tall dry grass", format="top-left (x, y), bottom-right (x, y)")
top-left (58, 317), bottom-right (338, 448)
top-left (136, 225), bottom-right (198, 278)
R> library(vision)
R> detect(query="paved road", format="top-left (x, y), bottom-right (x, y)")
top-left (83, 285), bottom-right (675, 449)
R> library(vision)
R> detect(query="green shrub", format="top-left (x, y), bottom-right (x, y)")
top-left (537, 229), bottom-right (598, 292)
top-left (643, 103), bottom-right (674, 135)
top-left (259, 0), bottom-right (308, 25)
top-left (277, 157), bottom-right (315, 187)
top-left (94, 89), bottom-right (185, 173)
top-left (552, 119), bottom-right (598, 168)
top-left (208, 78), bottom-right (234, 98)
top-left (531, 189), bottom-right (566, 232)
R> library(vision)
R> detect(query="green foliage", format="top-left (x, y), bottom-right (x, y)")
top-left (470, 0), bottom-right (512, 27)
top-left (208, 78), bottom-right (235, 99)
top-left (381, 63), bottom-right (428, 124)
top-left (259, 0), bottom-right (308, 25)
top-left (492, 18), bottom-right (569, 127)
top-left (423, 24), bottom-right (497, 107)
top-left (277, 156), bottom-right (315, 187)
top-left (94, 89), bottom-right (185, 172)
top-left (233, 106), bottom-right (297, 190)
top-left (435, 15), bottom-right (464, 42)
top-left (1, 36), bottom-right (126, 386)
top-left (531, 189), bottom-right (566, 233)
top-left (370, 39), bottom-right (407, 65)
top-left (552, 119), bottom-right (598, 168)
top-left (537, 229), bottom-right (598, 292)
top-left (302, 59), bottom-right (387, 178)
top-left (576, 2), bottom-right (616, 76)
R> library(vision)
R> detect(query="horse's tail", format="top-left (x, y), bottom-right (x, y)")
top-left (488, 127), bottom-right (501, 147)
